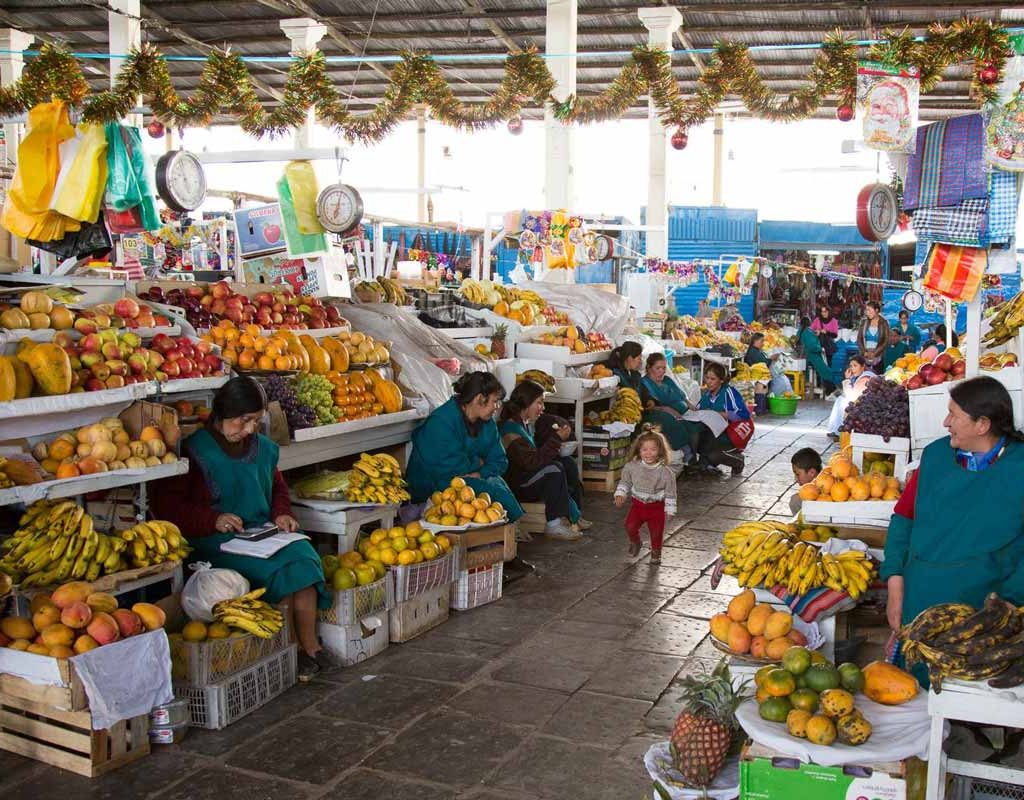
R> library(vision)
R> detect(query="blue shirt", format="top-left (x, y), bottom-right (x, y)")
top-left (956, 437), bottom-right (1007, 472)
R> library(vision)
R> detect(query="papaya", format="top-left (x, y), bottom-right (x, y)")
top-left (18, 343), bottom-right (72, 395)
top-left (276, 330), bottom-right (310, 372)
top-left (298, 334), bottom-right (330, 375)
top-left (0, 308), bottom-right (30, 330)
top-left (322, 337), bottom-right (349, 372)
top-left (862, 661), bottom-right (918, 705)
top-left (5, 356), bottom-right (33, 398)
top-left (0, 357), bottom-right (15, 401)
top-left (372, 379), bottom-right (404, 413)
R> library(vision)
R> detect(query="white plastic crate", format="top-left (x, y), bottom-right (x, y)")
top-left (178, 645), bottom-right (296, 730)
top-left (318, 615), bottom-right (389, 665)
top-left (951, 775), bottom-right (1024, 800)
top-left (850, 432), bottom-right (910, 479)
top-left (451, 562), bottom-right (503, 610)
top-left (318, 573), bottom-right (394, 626)
top-left (389, 583), bottom-right (450, 643)
top-left (175, 624), bottom-right (290, 686)
top-left (391, 550), bottom-right (458, 602)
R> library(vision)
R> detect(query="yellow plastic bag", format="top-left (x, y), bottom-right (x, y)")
top-left (284, 160), bottom-right (324, 235)
top-left (723, 260), bottom-right (740, 286)
top-left (52, 123), bottom-right (108, 223)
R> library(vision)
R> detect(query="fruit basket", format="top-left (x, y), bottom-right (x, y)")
top-left (768, 395), bottom-right (799, 416)
top-left (709, 616), bottom-right (824, 665)
top-left (318, 573), bottom-right (394, 626)
top-left (173, 622), bottom-right (290, 686)
top-left (391, 549), bottom-right (458, 602)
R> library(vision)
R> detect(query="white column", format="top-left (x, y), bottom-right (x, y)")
top-left (280, 18), bottom-right (327, 148)
top-left (416, 106), bottom-right (427, 223)
top-left (0, 29), bottom-right (34, 166)
top-left (108, 0), bottom-right (141, 128)
top-left (544, 0), bottom-right (577, 210)
top-left (638, 6), bottom-right (681, 260)
top-left (712, 112), bottom-right (724, 206)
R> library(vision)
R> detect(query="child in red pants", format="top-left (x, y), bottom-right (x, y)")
top-left (614, 428), bottom-right (677, 564)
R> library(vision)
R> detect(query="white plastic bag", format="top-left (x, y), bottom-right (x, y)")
top-left (181, 562), bottom-right (249, 622)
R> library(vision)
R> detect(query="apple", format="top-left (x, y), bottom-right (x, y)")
top-left (93, 313), bottom-right (112, 329)
top-left (147, 351), bottom-right (165, 370)
top-left (74, 317), bottom-right (98, 335)
top-left (114, 297), bottom-right (140, 319)
top-left (105, 360), bottom-right (128, 377)
top-left (90, 363), bottom-right (111, 381)
top-left (934, 352), bottom-right (954, 373)
top-left (123, 375), bottom-right (137, 385)
top-left (185, 286), bottom-right (206, 299)
top-left (162, 361), bottom-right (181, 378)
top-left (262, 224), bottom-right (281, 244)
top-left (177, 357), bottom-right (194, 374)
top-left (68, 355), bottom-right (83, 370)
top-left (127, 354), bottom-right (149, 375)
top-left (120, 331), bottom-right (141, 349)
top-left (271, 311), bottom-right (284, 325)
top-left (242, 304), bottom-right (257, 318)
top-left (224, 296), bottom-right (244, 310)
top-left (166, 350), bottom-right (182, 362)
top-left (186, 370), bottom-right (203, 379)
top-left (92, 303), bottom-right (114, 316)
top-left (197, 406), bottom-right (211, 422)
top-left (211, 281), bottom-right (231, 300)
top-left (53, 331), bottom-right (76, 349)
top-left (950, 359), bottom-right (967, 378)
top-left (154, 371), bottom-right (168, 382)
top-left (85, 378), bottom-right (107, 392)
top-left (254, 292), bottom-right (274, 306)
top-left (105, 375), bottom-right (126, 389)
top-left (211, 299), bottom-right (227, 316)
top-left (80, 331), bottom-right (103, 352)
top-left (309, 318), bottom-right (325, 329)
top-left (151, 333), bottom-right (175, 354)
top-left (101, 343), bottom-right (122, 361)
top-left (80, 352), bottom-right (103, 368)
top-left (199, 295), bottom-right (213, 308)
top-left (225, 308), bottom-right (244, 325)
top-left (203, 354), bottom-right (222, 371)
top-left (194, 340), bottom-right (214, 355)
top-left (136, 313), bottom-right (156, 328)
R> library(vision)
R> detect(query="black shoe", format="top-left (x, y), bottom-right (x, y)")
top-left (314, 649), bottom-right (343, 673)
top-left (731, 459), bottom-right (745, 477)
top-left (297, 652), bottom-right (321, 683)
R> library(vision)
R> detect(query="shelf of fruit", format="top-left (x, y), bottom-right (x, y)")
top-left (0, 291), bottom-right (177, 343)
top-left (797, 453), bottom-right (902, 525)
top-left (516, 327), bottom-right (613, 365)
top-left (669, 317), bottom-right (748, 352)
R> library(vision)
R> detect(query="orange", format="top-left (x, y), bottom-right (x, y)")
top-left (831, 459), bottom-right (852, 480)
top-left (850, 480), bottom-right (870, 501)
top-left (829, 482), bottom-right (850, 502)
top-left (798, 484), bottom-right (819, 501)
top-left (258, 355), bottom-right (275, 370)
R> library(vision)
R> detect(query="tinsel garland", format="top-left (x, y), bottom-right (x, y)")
top-left (0, 18), bottom-right (1011, 143)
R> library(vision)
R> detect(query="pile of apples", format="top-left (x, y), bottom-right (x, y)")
top-left (58, 330), bottom-right (225, 392)
top-left (73, 296), bottom-right (174, 334)
top-left (905, 352), bottom-right (965, 391)
top-left (139, 280), bottom-right (346, 332)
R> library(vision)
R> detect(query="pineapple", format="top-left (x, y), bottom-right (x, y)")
top-left (490, 324), bottom-right (508, 359)
top-left (670, 658), bottom-right (746, 787)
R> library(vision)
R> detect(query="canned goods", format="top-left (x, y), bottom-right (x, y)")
top-left (150, 697), bottom-right (190, 727)
top-left (149, 722), bottom-right (188, 746)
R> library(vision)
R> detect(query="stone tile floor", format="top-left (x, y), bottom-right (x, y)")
top-left (6, 402), bottom-right (832, 799)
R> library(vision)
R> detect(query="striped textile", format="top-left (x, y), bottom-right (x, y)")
top-left (903, 114), bottom-right (987, 211)
top-left (923, 243), bottom-right (988, 302)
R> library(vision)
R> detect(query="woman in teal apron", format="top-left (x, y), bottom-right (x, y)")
top-left (152, 377), bottom-right (331, 682)
top-left (882, 377), bottom-right (1024, 687)
top-left (884, 310), bottom-right (922, 368)
top-left (640, 352), bottom-right (704, 457)
top-left (797, 316), bottom-right (835, 394)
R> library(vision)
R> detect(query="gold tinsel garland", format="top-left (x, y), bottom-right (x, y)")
top-left (0, 18), bottom-right (1011, 143)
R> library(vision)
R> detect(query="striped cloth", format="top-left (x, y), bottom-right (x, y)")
top-left (987, 168), bottom-right (1021, 243)
top-left (903, 114), bottom-right (988, 211)
top-left (910, 198), bottom-right (988, 246)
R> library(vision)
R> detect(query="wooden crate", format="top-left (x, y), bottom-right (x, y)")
top-left (0, 654), bottom-right (87, 712)
top-left (582, 468), bottom-right (621, 494)
top-left (0, 688), bottom-right (149, 777)
top-left (437, 522), bottom-right (516, 569)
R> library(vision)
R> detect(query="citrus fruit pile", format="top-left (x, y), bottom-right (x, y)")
top-left (423, 477), bottom-right (506, 527)
top-left (321, 522), bottom-right (453, 590)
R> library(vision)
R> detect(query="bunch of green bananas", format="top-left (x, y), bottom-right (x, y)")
top-left (517, 369), bottom-right (555, 392)
top-left (982, 290), bottom-right (1024, 346)
top-left (0, 500), bottom-right (129, 587)
top-left (345, 452), bottom-right (411, 505)
top-left (293, 470), bottom-right (350, 499)
top-left (119, 520), bottom-right (190, 569)
top-left (378, 277), bottom-right (408, 305)
top-left (213, 588), bottom-right (284, 639)
top-left (901, 593), bottom-right (1024, 691)
top-left (610, 387), bottom-right (643, 423)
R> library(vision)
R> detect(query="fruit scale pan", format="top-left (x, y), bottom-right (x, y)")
top-left (709, 617), bottom-right (824, 665)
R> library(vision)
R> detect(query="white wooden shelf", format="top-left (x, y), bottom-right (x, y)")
top-left (0, 459), bottom-right (189, 507)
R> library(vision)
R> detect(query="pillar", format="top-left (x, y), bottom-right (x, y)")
top-left (0, 29), bottom-right (33, 166)
top-left (280, 18), bottom-right (327, 148)
top-left (417, 106), bottom-right (427, 223)
top-left (544, 0), bottom-right (577, 210)
top-left (108, 0), bottom-right (141, 128)
top-left (638, 6), bottom-right (681, 260)
top-left (712, 112), bottom-right (724, 206)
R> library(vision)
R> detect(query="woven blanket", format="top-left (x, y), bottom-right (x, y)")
top-left (903, 114), bottom-right (987, 211)
top-left (911, 198), bottom-right (988, 246)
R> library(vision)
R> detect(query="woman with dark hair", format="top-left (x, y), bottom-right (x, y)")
top-left (406, 371), bottom-right (523, 522)
top-left (920, 323), bottom-right (960, 361)
top-left (884, 310), bottom-right (922, 368)
top-left (607, 341), bottom-right (645, 393)
top-left (152, 376), bottom-right (332, 683)
top-left (856, 300), bottom-right (890, 371)
top-left (797, 316), bottom-right (836, 395)
top-left (744, 332), bottom-right (792, 397)
top-left (825, 354), bottom-right (876, 437)
top-left (499, 380), bottom-right (585, 540)
top-left (640, 351), bottom-right (704, 457)
top-left (883, 376), bottom-right (1024, 686)
top-left (697, 362), bottom-right (748, 475)
top-left (811, 306), bottom-right (839, 364)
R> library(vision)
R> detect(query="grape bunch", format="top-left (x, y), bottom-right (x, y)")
top-left (840, 377), bottom-right (910, 440)
top-left (293, 374), bottom-right (343, 426)
top-left (265, 374), bottom-right (316, 432)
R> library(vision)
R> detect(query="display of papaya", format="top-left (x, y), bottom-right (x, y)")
top-left (372, 379), bottom-right (404, 413)
top-left (0, 357), bottom-right (16, 402)
top-left (321, 336), bottom-right (350, 373)
top-left (0, 308), bottom-right (30, 330)
top-left (298, 334), bottom-right (330, 375)
top-left (5, 356), bottom-right (33, 398)
top-left (276, 330), bottom-right (310, 372)
top-left (862, 661), bottom-right (918, 705)
top-left (18, 342), bottom-right (72, 395)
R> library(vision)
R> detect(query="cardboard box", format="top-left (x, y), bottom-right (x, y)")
top-left (582, 426), bottom-right (632, 470)
top-left (740, 742), bottom-right (916, 800)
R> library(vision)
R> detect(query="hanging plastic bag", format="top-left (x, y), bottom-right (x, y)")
top-left (52, 123), bottom-right (109, 222)
top-left (284, 161), bottom-right (324, 235)
top-left (181, 562), bottom-right (250, 623)
top-left (104, 124), bottom-right (160, 231)
top-left (277, 175), bottom-right (328, 258)
top-left (28, 213), bottom-right (112, 260)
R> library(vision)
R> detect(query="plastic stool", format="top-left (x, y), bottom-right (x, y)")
top-left (784, 370), bottom-right (805, 396)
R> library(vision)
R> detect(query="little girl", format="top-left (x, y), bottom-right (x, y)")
top-left (614, 427), bottom-right (677, 564)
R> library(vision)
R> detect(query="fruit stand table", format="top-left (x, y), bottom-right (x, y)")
top-left (925, 679), bottom-right (1024, 800)
top-left (541, 386), bottom-right (618, 472)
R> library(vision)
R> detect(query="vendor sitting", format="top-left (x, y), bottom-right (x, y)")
top-left (499, 380), bottom-right (586, 541)
top-left (640, 352), bottom-right (705, 461)
top-left (883, 376), bottom-right (1024, 687)
top-left (744, 332), bottom-right (792, 399)
top-left (152, 376), bottom-right (332, 683)
top-left (826, 354), bottom-right (876, 438)
top-left (788, 447), bottom-right (822, 515)
top-left (699, 362), bottom-right (749, 476)
top-left (919, 323), bottom-right (960, 362)
top-left (407, 371), bottom-right (524, 523)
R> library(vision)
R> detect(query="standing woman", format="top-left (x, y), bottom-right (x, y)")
top-left (884, 310), bottom-right (922, 368)
top-left (857, 300), bottom-right (890, 372)
top-left (798, 316), bottom-right (836, 395)
top-left (499, 380), bottom-right (584, 540)
top-left (640, 352), bottom-right (705, 457)
top-left (407, 371), bottom-right (523, 522)
top-left (698, 363), bottom-right (748, 476)
top-left (811, 306), bottom-right (839, 364)
top-left (151, 376), bottom-right (332, 682)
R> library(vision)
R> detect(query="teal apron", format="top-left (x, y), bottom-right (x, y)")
top-left (186, 429), bottom-right (330, 609)
top-left (640, 375), bottom-right (701, 452)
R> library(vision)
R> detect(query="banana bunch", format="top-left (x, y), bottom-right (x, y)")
top-left (733, 362), bottom-right (770, 382)
top-left (345, 452), bottom-right (411, 505)
top-left (502, 286), bottom-right (545, 307)
top-left (609, 387), bottom-right (643, 423)
top-left (378, 277), bottom-right (408, 305)
top-left (982, 290), bottom-right (1024, 346)
top-left (0, 460), bottom-right (13, 489)
top-left (460, 278), bottom-right (503, 306)
top-left (213, 588), bottom-right (284, 639)
top-left (818, 550), bottom-right (875, 598)
top-left (293, 470), bottom-right (350, 499)
top-left (0, 500), bottom-right (129, 587)
top-left (119, 520), bottom-right (190, 569)
top-left (516, 369), bottom-right (555, 392)
top-left (901, 593), bottom-right (1024, 691)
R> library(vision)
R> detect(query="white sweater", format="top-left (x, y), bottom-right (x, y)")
top-left (615, 460), bottom-right (677, 516)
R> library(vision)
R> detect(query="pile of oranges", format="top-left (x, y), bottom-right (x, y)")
top-left (204, 322), bottom-right (303, 372)
top-left (326, 371), bottom-right (384, 421)
top-left (424, 477), bottom-right (507, 527)
top-left (798, 453), bottom-right (901, 503)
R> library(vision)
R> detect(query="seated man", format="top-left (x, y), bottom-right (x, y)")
top-left (789, 447), bottom-right (822, 515)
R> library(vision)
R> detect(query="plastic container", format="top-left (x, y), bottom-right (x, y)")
top-left (768, 395), bottom-right (799, 416)
top-left (149, 697), bottom-right (190, 727)
top-left (176, 622), bottom-right (290, 686)
top-left (451, 562), bottom-right (503, 611)
top-left (318, 615), bottom-right (389, 665)
top-left (390, 550), bottom-right (458, 602)
top-left (389, 584), bottom-right (450, 642)
top-left (318, 573), bottom-right (394, 626)
top-left (149, 722), bottom-right (188, 746)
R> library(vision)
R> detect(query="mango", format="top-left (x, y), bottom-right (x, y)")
top-left (727, 589), bottom-right (756, 622)
top-left (765, 636), bottom-right (792, 660)
top-left (27, 643), bottom-right (51, 656)
top-left (40, 623), bottom-right (74, 648)
top-left (709, 613), bottom-right (732, 642)
top-left (1, 616), bottom-right (35, 641)
top-left (73, 634), bottom-right (100, 654)
top-left (745, 604), bottom-right (773, 636)
top-left (48, 645), bottom-right (74, 659)
top-left (86, 592), bottom-right (118, 614)
top-left (61, 602), bottom-right (93, 630)
top-left (727, 621), bottom-right (752, 654)
top-left (112, 609), bottom-right (144, 638)
top-left (30, 594), bottom-right (56, 614)
top-left (764, 610), bottom-right (793, 640)
top-left (131, 602), bottom-right (166, 631)
top-left (50, 581), bottom-right (93, 610)
top-left (86, 612), bottom-right (120, 645)
top-left (32, 604), bottom-right (62, 632)
top-left (750, 635), bottom-right (767, 658)
top-left (8, 639), bottom-right (31, 651)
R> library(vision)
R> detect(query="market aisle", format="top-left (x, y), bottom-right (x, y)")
top-left (3, 403), bottom-right (832, 800)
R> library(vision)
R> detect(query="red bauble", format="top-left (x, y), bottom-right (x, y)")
top-left (507, 117), bottom-right (523, 135)
top-left (146, 119), bottom-right (165, 138)
top-left (979, 64), bottom-right (1000, 85)
top-left (670, 128), bottom-right (688, 150)
top-left (836, 104), bottom-right (855, 122)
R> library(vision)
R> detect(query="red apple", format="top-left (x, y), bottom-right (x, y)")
top-left (211, 281), bottom-right (232, 300)
top-left (195, 340), bottom-right (214, 355)
top-left (127, 354), bottom-right (149, 375)
top-left (114, 297), bottom-right (140, 319)
top-left (105, 359), bottom-right (128, 377)
top-left (211, 299), bottom-right (227, 316)
top-left (225, 308), bottom-right (244, 325)
top-left (85, 378), bottom-right (107, 392)
top-left (204, 354), bottom-right (222, 371)
top-left (177, 357), bottom-right (194, 374)
top-left (90, 363), bottom-right (111, 381)
top-left (75, 317), bottom-right (99, 335)
top-left (123, 375), bottom-right (137, 385)
top-left (224, 296), bottom-right (244, 310)
top-left (105, 374), bottom-right (126, 389)
top-left (147, 351), bottom-right (165, 370)
top-left (185, 286), bottom-right (206, 299)
top-left (271, 311), bottom-right (284, 325)
top-left (934, 353), bottom-right (954, 373)
top-left (255, 292), bottom-right (274, 306)
top-left (136, 313), bottom-right (156, 328)
top-left (101, 343), bottom-right (122, 361)
top-left (272, 302), bottom-right (286, 314)
top-left (162, 361), bottom-right (181, 378)
top-left (950, 359), bottom-right (966, 378)
top-left (151, 333), bottom-right (175, 354)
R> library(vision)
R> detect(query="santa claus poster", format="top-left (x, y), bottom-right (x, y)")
top-left (858, 61), bottom-right (919, 154)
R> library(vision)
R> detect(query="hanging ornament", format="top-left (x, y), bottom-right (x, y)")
top-left (979, 63), bottom-right (1000, 85)
top-left (146, 119), bottom-right (166, 138)
top-left (836, 104), bottom-right (855, 122)
top-left (670, 128), bottom-right (688, 150)
top-left (507, 117), bottom-right (523, 135)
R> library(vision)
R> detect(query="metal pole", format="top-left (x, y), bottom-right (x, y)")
top-left (712, 113), bottom-right (724, 207)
